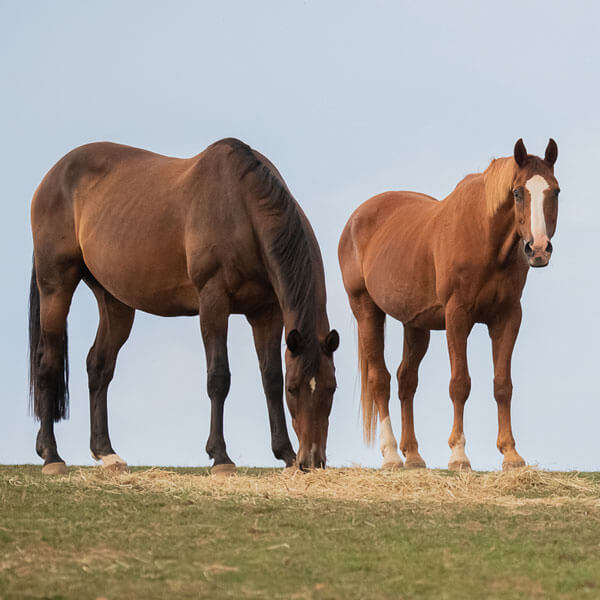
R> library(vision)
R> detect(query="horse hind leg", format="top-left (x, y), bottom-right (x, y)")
top-left (397, 326), bottom-right (430, 469)
top-left (351, 292), bottom-right (403, 469)
top-left (33, 262), bottom-right (82, 475)
top-left (86, 280), bottom-right (135, 472)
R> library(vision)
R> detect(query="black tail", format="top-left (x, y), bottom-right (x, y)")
top-left (28, 256), bottom-right (69, 421)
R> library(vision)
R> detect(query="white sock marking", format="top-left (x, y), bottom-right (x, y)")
top-left (525, 175), bottom-right (549, 242)
top-left (98, 453), bottom-right (127, 468)
top-left (379, 416), bottom-right (403, 464)
top-left (449, 433), bottom-right (469, 465)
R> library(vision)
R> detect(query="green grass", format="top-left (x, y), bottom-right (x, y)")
top-left (1, 466), bottom-right (600, 599)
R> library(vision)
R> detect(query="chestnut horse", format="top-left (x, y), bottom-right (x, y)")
top-left (339, 139), bottom-right (559, 470)
top-left (29, 138), bottom-right (339, 475)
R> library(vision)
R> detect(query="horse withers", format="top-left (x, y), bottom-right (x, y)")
top-left (29, 138), bottom-right (339, 475)
top-left (339, 139), bottom-right (559, 470)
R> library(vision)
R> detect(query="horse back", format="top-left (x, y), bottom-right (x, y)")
top-left (31, 141), bottom-right (272, 316)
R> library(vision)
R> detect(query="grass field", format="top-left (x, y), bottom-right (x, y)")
top-left (1, 466), bottom-right (600, 599)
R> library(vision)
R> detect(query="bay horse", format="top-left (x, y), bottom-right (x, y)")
top-left (339, 139), bottom-right (559, 470)
top-left (29, 138), bottom-right (339, 475)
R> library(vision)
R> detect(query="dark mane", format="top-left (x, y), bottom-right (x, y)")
top-left (216, 138), bottom-right (320, 373)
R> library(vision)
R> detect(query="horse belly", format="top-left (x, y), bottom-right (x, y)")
top-left (78, 212), bottom-right (199, 316)
top-left (84, 247), bottom-right (199, 316)
top-left (374, 285), bottom-right (445, 330)
top-left (364, 236), bottom-right (443, 329)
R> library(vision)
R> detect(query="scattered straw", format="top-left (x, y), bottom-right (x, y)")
top-left (66, 467), bottom-right (600, 510)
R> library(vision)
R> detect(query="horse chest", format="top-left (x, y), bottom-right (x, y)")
top-left (472, 272), bottom-right (525, 319)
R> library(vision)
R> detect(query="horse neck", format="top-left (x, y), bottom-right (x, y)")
top-left (483, 162), bottom-right (521, 265)
top-left (486, 201), bottom-right (520, 266)
top-left (443, 173), bottom-right (519, 266)
top-left (278, 276), bottom-right (329, 339)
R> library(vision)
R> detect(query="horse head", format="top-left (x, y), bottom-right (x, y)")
top-left (512, 138), bottom-right (560, 267)
top-left (284, 328), bottom-right (339, 470)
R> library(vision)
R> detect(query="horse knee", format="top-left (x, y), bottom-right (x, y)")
top-left (262, 368), bottom-right (283, 397)
top-left (493, 376), bottom-right (512, 405)
top-left (207, 366), bottom-right (231, 399)
top-left (449, 374), bottom-right (471, 404)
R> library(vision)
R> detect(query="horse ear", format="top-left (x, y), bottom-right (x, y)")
top-left (514, 138), bottom-right (528, 167)
top-left (544, 138), bottom-right (558, 166)
top-left (286, 329), bottom-right (304, 354)
top-left (324, 330), bottom-right (340, 353)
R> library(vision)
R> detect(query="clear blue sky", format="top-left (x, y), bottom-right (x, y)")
top-left (2, 1), bottom-right (598, 470)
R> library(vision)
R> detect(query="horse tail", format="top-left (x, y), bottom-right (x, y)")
top-left (358, 332), bottom-right (378, 446)
top-left (28, 255), bottom-right (70, 420)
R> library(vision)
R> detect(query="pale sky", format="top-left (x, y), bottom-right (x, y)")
top-left (2, 1), bottom-right (599, 470)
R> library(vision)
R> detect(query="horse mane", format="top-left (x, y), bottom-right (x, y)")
top-left (215, 138), bottom-right (320, 373)
top-left (483, 157), bottom-right (516, 217)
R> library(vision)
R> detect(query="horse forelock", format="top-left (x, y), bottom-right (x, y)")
top-left (483, 157), bottom-right (516, 217)
top-left (216, 139), bottom-right (320, 370)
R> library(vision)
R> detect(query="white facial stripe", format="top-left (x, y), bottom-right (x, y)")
top-left (525, 175), bottom-right (549, 241)
top-left (309, 377), bottom-right (316, 393)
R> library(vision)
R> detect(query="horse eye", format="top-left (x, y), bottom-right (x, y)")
top-left (554, 189), bottom-right (560, 198)
top-left (513, 189), bottom-right (522, 201)
top-left (287, 387), bottom-right (298, 395)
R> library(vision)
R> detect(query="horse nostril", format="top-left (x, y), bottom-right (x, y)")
top-left (545, 241), bottom-right (553, 253)
top-left (524, 241), bottom-right (533, 256)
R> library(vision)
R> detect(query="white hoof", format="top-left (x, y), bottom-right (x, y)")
top-left (97, 453), bottom-right (128, 472)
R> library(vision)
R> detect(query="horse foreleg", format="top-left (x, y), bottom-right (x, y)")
top-left (488, 305), bottom-right (525, 470)
top-left (86, 284), bottom-right (135, 471)
top-left (397, 326), bottom-right (430, 469)
top-left (445, 303), bottom-right (474, 471)
top-left (199, 293), bottom-right (235, 475)
top-left (247, 305), bottom-right (296, 467)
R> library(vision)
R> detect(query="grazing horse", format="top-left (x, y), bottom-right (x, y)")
top-left (339, 139), bottom-right (559, 470)
top-left (29, 138), bottom-right (339, 475)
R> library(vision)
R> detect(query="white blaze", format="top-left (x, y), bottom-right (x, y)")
top-left (309, 377), bottom-right (316, 393)
top-left (525, 175), bottom-right (549, 244)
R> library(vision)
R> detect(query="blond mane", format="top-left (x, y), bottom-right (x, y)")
top-left (483, 157), bottom-right (516, 217)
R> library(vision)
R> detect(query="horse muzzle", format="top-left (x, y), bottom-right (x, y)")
top-left (524, 239), bottom-right (553, 268)
top-left (296, 444), bottom-right (326, 471)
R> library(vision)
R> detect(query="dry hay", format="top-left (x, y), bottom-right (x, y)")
top-left (72, 466), bottom-right (600, 510)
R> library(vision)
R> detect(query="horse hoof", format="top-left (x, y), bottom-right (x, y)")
top-left (448, 461), bottom-right (471, 472)
top-left (211, 463), bottom-right (237, 477)
top-left (98, 454), bottom-right (129, 472)
top-left (382, 461), bottom-right (404, 471)
top-left (42, 462), bottom-right (68, 476)
top-left (502, 459), bottom-right (526, 471)
top-left (404, 458), bottom-right (427, 470)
